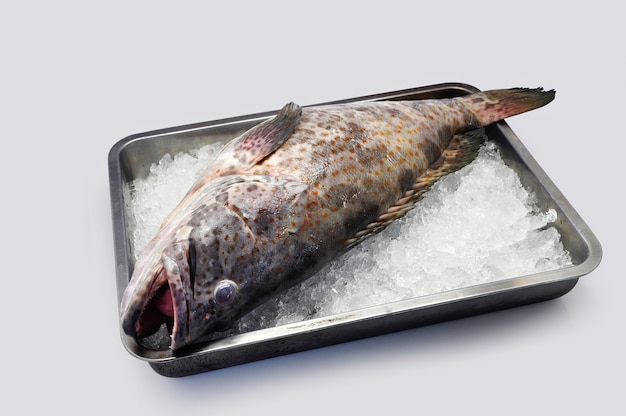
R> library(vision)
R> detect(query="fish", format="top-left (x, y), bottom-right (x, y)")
top-left (120, 87), bottom-right (555, 351)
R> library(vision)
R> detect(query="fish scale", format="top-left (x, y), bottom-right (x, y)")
top-left (251, 101), bottom-right (474, 249)
top-left (120, 87), bottom-right (555, 350)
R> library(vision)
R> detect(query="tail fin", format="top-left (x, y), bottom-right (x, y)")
top-left (462, 88), bottom-right (555, 127)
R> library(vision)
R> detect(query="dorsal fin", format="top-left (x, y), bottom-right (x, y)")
top-left (184, 102), bottom-right (302, 201)
top-left (342, 129), bottom-right (488, 251)
top-left (206, 102), bottom-right (301, 176)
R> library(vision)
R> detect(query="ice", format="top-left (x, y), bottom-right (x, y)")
top-left (127, 140), bottom-right (572, 335)
top-left (128, 144), bottom-right (226, 258)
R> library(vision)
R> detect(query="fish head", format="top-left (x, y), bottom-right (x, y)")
top-left (120, 175), bottom-right (308, 351)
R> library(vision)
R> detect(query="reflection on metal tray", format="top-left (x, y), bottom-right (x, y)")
top-left (108, 82), bottom-right (602, 377)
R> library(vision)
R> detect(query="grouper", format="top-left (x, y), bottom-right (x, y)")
top-left (120, 88), bottom-right (555, 351)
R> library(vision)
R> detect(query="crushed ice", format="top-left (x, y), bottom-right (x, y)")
top-left (126, 140), bottom-right (572, 334)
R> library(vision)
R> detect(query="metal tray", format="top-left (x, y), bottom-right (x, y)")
top-left (108, 82), bottom-right (602, 377)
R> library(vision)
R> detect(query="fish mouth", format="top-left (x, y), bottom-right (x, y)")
top-left (135, 281), bottom-right (175, 338)
top-left (123, 264), bottom-right (188, 350)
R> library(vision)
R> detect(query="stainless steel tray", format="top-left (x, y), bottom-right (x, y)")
top-left (108, 82), bottom-right (602, 377)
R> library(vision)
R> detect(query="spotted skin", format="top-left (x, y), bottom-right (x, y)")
top-left (120, 88), bottom-right (555, 350)
top-left (249, 101), bottom-right (473, 250)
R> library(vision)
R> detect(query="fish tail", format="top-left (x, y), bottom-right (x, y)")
top-left (462, 88), bottom-right (556, 127)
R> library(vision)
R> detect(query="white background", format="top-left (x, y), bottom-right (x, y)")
top-left (2, 1), bottom-right (622, 414)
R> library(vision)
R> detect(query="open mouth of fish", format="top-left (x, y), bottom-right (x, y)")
top-left (131, 268), bottom-right (181, 343)
top-left (122, 235), bottom-right (200, 350)
top-left (137, 286), bottom-right (174, 336)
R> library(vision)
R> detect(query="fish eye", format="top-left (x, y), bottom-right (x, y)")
top-left (214, 280), bottom-right (238, 306)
